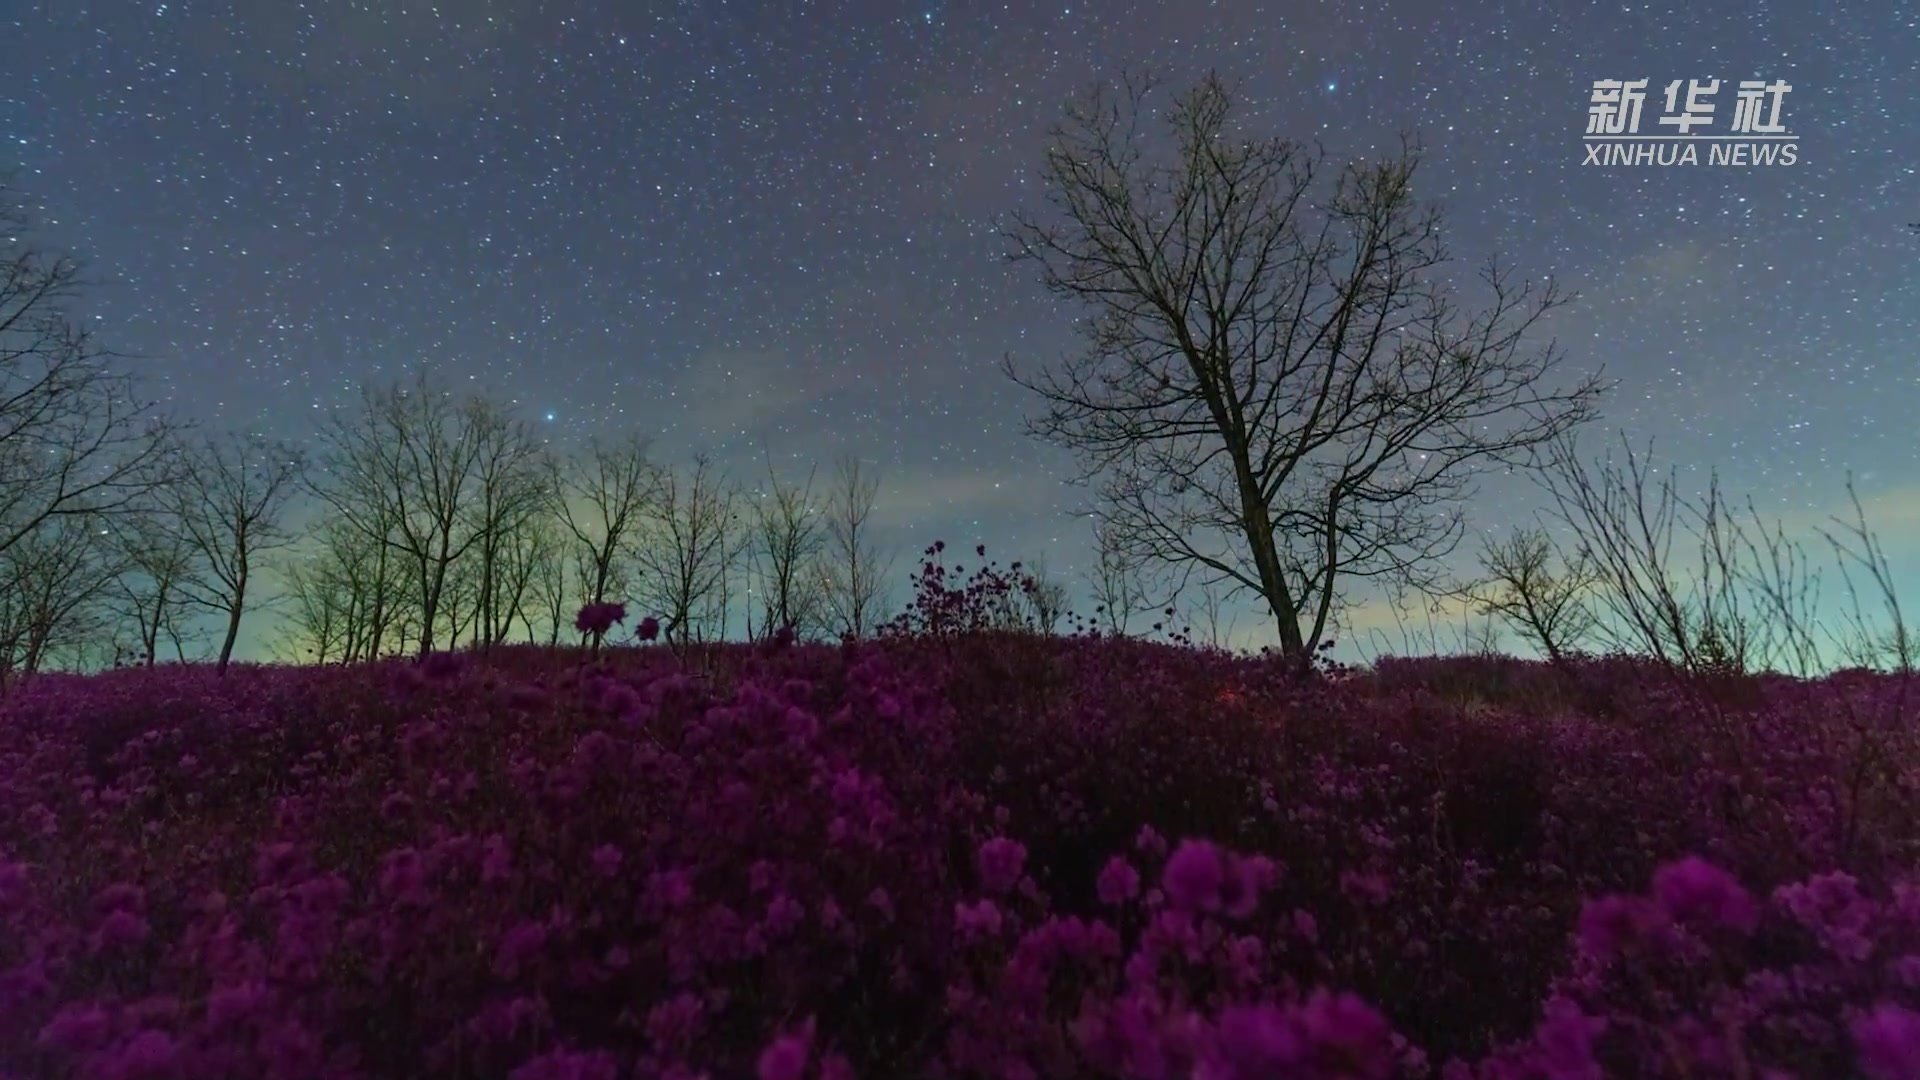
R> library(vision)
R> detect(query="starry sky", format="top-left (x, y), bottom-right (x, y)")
top-left (5, 0), bottom-right (1916, 660)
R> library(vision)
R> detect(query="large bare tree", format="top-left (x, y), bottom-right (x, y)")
top-left (0, 185), bottom-right (177, 561)
top-left (1003, 73), bottom-right (1605, 672)
top-left (171, 433), bottom-right (307, 671)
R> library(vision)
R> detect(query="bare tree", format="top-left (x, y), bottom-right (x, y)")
top-left (527, 516), bottom-right (572, 647)
top-left (1088, 522), bottom-right (1150, 635)
top-left (0, 516), bottom-right (122, 687)
top-left (1003, 73), bottom-right (1605, 674)
top-left (1822, 481), bottom-right (1914, 674)
top-left (1189, 576), bottom-right (1240, 649)
top-left (748, 454), bottom-right (827, 640)
top-left (1534, 434), bottom-right (1750, 671)
top-left (491, 509), bottom-right (548, 647)
top-left (1728, 501), bottom-right (1826, 677)
top-left (820, 454), bottom-right (892, 640)
top-left (280, 554), bottom-right (347, 664)
top-left (1464, 525), bottom-right (1596, 664)
top-left (105, 507), bottom-right (200, 667)
top-left (631, 454), bottom-right (738, 650)
top-left (462, 412), bottom-right (547, 651)
top-left (438, 554), bottom-right (481, 651)
top-left (553, 433), bottom-right (656, 617)
top-left (1019, 553), bottom-right (1071, 634)
top-left (0, 186), bottom-right (179, 561)
top-left (312, 372), bottom-right (510, 658)
top-left (168, 433), bottom-right (306, 672)
top-left (279, 510), bottom-right (406, 664)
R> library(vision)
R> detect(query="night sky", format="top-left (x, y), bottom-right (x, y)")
top-left (6, 0), bottom-right (1916, 659)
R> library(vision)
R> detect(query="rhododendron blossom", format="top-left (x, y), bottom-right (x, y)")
top-left (0, 643), bottom-right (1911, 1078)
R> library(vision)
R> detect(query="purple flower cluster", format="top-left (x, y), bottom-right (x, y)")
top-left (0, 640), bottom-right (1914, 1078)
top-left (574, 602), bottom-right (628, 637)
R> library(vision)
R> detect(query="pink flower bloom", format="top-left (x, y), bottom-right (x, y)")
top-left (1575, 894), bottom-right (1670, 962)
top-left (0, 855), bottom-right (26, 904)
top-left (1339, 868), bottom-right (1391, 907)
top-left (206, 981), bottom-right (270, 1028)
top-left (1136, 825), bottom-right (1167, 858)
top-left (1854, 1004), bottom-right (1920, 1080)
top-left (511, 1047), bottom-right (621, 1080)
top-left (955, 898), bottom-right (1004, 940)
top-left (757, 1031), bottom-right (810, 1080)
top-left (590, 843), bottom-right (622, 878)
top-left (1651, 856), bottom-right (1758, 933)
top-left (481, 834), bottom-right (514, 885)
top-left (1213, 1003), bottom-right (1307, 1072)
top-left (1097, 856), bottom-right (1141, 905)
top-left (1163, 839), bottom-right (1225, 912)
top-left (575, 602), bottom-right (627, 636)
top-left (1531, 997), bottom-right (1606, 1080)
top-left (977, 837), bottom-right (1027, 894)
top-left (494, 919), bottom-right (549, 980)
top-left (37, 1003), bottom-right (112, 1052)
top-left (1297, 991), bottom-right (1395, 1079)
top-left (104, 1029), bottom-right (179, 1079)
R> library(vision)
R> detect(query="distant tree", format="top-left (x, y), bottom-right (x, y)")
top-left (552, 433), bottom-right (657, 621)
top-left (748, 454), bottom-right (827, 640)
top-left (1019, 553), bottom-right (1071, 634)
top-left (104, 506), bottom-right (200, 667)
top-left (1088, 523), bottom-right (1149, 636)
top-left (280, 554), bottom-right (346, 664)
top-left (0, 515), bottom-right (121, 686)
top-left (820, 455), bottom-right (893, 640)
top-left (170, 433), bottom-right (306, 672)
top-left (463, 410), bottom-right (548, 650)
top-left (1004, 72), bottom-right (1605, 676)
top-left (0, 185), bottom-right (179, 562)
top-left (491, 508), bottom-right (548, 647)
top-left (280, 511), bottom-right (406, 664)
top-left (1188, 577), bottom-right (1239, 650)
top-left (312, 372), bottom-right (517, 658)
top-left (1821, 481), bottom-right (1914, 675)
top-left (1535, 434), bottom-right (1752, 672)
top-left (631, 454), bottom-right (738, 650)
top-left (1465, 525), bottom-right (1597, 665)
top-left (526, 516), bottom-right (572, 647)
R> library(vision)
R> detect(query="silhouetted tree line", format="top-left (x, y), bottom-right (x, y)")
top-left (3, 73), bottom-right (1909, 685)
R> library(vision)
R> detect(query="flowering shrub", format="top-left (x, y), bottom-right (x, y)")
top-left (879, 542), bottom-right (1054, 638)
top-left (574, 603), bottom-right (628, 653)
top-left (0, 638), bottom-right (1914, 1077)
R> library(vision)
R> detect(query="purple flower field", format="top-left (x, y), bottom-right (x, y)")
top-left (2, 636), bottom-right (1917, 1078)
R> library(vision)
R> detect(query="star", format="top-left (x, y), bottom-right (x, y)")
top-left (5, 0), bottom-right (1912, 662)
